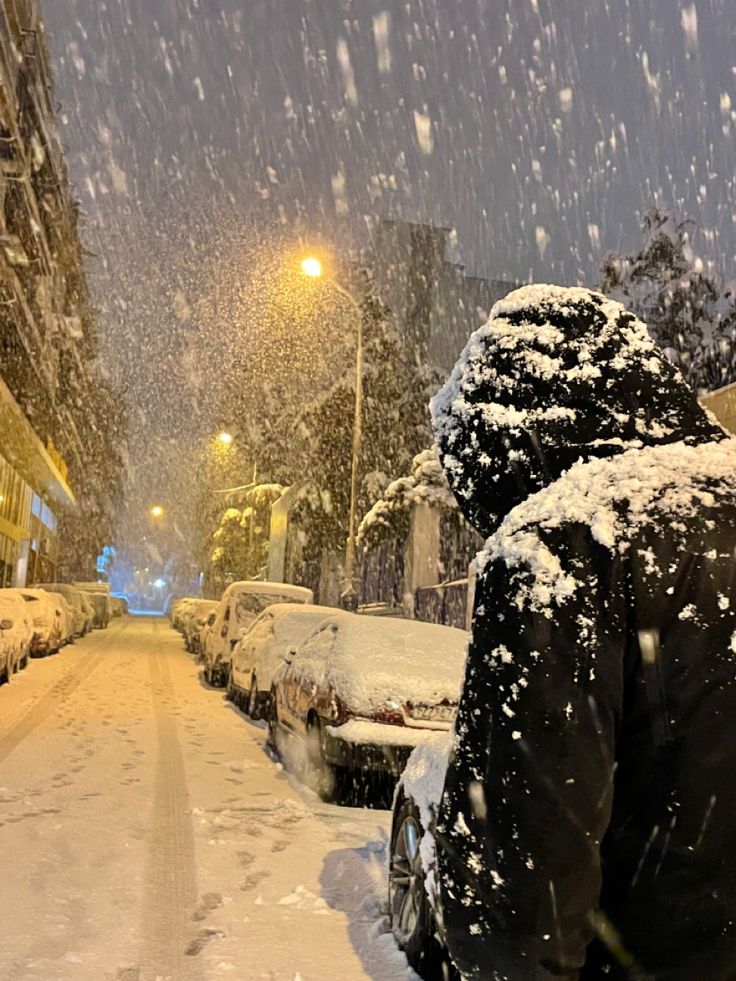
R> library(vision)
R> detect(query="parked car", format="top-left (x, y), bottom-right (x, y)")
top-left (269, 612), bottom-right (467, 804)
top-left (33, 584), bottom-right (89, 637)
top-left (387, 736), bottom-right (454, 977)
top-left (75, 587), bottom-right (95, 636)
top-left (182, 599), bottom-right (218, 655)
top-left (170, 597), bottom-right (199, 632)
top-left (203, 581), bottom-right (313, 687)
top-left (110, 596), bottom-right (129, 617)
top-left (74, 583), bottom-right (112, 629)
top-left (195, 609), bottom-right (216, 662)
top-left (0, 591), bottom-right (33, 681)
top-left (228, 603), bottom-right (336, 718)
top-left (48, 592), bottom-right (76, 645)
top-left (8, 588), bottom-right (63, 656)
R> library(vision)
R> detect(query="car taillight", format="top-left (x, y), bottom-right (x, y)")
top-left (372, 699), bottom-right (405, 726)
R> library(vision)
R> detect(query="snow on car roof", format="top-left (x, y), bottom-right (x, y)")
top-left (295, 612), bottom-right (468, 715)
top-left (223, 581), bottom-right (313, 599)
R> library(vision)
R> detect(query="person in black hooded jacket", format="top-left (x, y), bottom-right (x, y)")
top-left (430, 284), bottom-right (736, 981)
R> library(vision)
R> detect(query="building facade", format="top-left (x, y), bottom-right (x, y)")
top-left (0, 0), bottom-right (122, 586)
top-left (369, 219), bottom-right (516, 372)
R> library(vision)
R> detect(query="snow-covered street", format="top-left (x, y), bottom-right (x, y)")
top-left (0, 616), bottom-right (416, 981)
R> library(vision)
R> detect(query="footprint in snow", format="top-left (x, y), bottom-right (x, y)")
top-left (192, 892), bottom-right (223, 922)
top-left (185, 927), bottom-right (223, 956)
top-left (240, 870), bottom-right (270, 892)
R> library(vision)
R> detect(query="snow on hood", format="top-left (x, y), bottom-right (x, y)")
top-left (431, 284), bottom-right (725, 537)
top-left (296, 612), bottom-right (467, 716)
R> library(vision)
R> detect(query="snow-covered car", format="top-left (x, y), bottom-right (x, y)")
top-left (0, 591), bottom-right (33, 681)
top-left (75, 588), bottom-right (111, 629)
top-left (182, 599), bottom-right (218, 655)
top-left (35, 584), bottom-right (89, 637)
top-left (110, 596), bottom-right (129, 617)
top-left (48, 592), bottom-right (76, 645)
top-left (8, 588), bottom-right (63, 656)
top-left (74, 583), bottom-right (113, 629)
top-left (202, 581), bottom-right (313, 687)
top-left (387, 736), bottom-right (455, 976)
top-left (77, 591), bottom-right (95, 633)
top-left (170, 597), bottom-right (199, 632)
top-left (228, 603), bottom-right (336, 719)
top-left (269, 612), bottom-right (467, 804)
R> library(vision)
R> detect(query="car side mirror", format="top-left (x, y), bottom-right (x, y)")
top-left (282, 647), bottom-right (296, 665)
top-left (0, 619), bottom-right (13, 630)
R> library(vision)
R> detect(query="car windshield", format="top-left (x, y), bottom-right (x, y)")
top-left (234, 592), bottom-right (301, 622)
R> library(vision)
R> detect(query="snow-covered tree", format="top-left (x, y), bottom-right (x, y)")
top-left (285, 267), bottom-right (440, 590)
top-left (210, 508), bottom-right (249, 584)
top-left (600, 208), bottom-right (736, 392)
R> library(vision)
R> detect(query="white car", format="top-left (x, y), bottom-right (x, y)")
top-left (202, 581), bottom-right (313, 687)
top-left (46, 592), bottom-right (75, 645)
top-left (228, 603), bottom-right (336, 718)
top-left (8, 588), bottom-right (63, 656)
top-left (269, 612), bottom-right (467, 804)
top-left (387, 735), bottom-right (454, 975)
top-left (0, 591), bottom-right (33, 682)
top-left (33, 584), bottom-right (89, 637)
top-left (182, 599), bottom-right (219, 655)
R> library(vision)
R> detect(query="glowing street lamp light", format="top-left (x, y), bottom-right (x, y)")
top-left (300, 255), bottom-right (323, 278)
top-left (300, 252), bottom-right (363, 611)
top-left (149, 505), bottom-right (164, 519)
top-left (217, 431), bottom-right (234, 446)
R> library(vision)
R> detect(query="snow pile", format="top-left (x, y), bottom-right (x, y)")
top-left (483, 436), bottom-right (736, 612)
top-left (357, 447), bottom-right (457, 548)
top-left (396, 734), bottom-right (452, 908)
top-left (289, 612), bottom-right (467, 717)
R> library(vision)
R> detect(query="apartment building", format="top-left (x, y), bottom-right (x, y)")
top-left (0, 1), bottom-right (121, 585)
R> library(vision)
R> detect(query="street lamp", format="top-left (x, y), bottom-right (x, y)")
top-left (300, 256), bottom-right (323, 278)
top-left (150, 505), bottom-right (164, 519)
top-left (217, 431), bottom-right (234, 446)
top-left (300, 254), bottom-right (363, 612)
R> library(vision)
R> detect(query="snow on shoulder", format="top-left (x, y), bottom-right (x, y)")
top-left (483, 437), bottom-right (736, 612)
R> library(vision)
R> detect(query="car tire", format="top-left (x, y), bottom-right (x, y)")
top-left (247, 676), bottom-right (259, 719)
top-left (306, 715), bottom-right (345, 804)
top-left (389, 796), bottom-right (450, 980)
top-left (226, 669), bottom-right (237, 703)
top-left (267, 687), bottom-right (279, 748)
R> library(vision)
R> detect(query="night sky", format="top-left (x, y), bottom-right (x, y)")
top-left (40, 0), bottom-right (736, 524)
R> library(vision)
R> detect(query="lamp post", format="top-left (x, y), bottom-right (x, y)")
top-left (300, 256), bottom-right (363, 611)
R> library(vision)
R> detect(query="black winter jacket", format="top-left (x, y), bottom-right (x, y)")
top-left (431, 285), bottom-right (736, 980)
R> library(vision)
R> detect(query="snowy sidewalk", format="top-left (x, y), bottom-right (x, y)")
top-left (0, 616), bottom-right (418, 981)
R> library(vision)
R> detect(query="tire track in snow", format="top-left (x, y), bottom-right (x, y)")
top-left (0, 625), bottom-right (122, 765)
top-left (140, 643), bottom-right (203, 981)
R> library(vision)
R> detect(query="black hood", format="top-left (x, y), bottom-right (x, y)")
top-left (431, 284), bottom-right (725, 538)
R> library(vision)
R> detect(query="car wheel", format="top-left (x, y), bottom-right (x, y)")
top-left (267, 687), bottom-right (279, 748)
top-left (306, 715), bottom-right (344, 804)
top-left (247, 675), bottom-right (259, 719)
top-left (389, 796), bottom-right (446, 978)
top-left (226, 669), bottom-right (237, 702)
